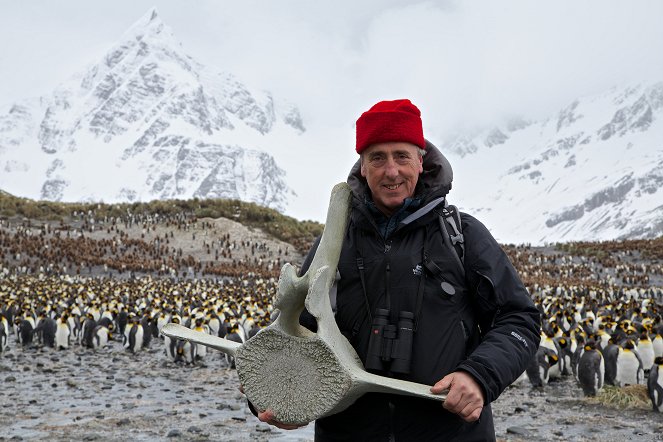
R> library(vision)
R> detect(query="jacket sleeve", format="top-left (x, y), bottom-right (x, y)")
top-left (454, 214), bottom-right (541, 404)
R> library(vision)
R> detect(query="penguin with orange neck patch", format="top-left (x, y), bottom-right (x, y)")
top-left (55, 313), bottom-right (71, 350)
top-left (191, 316), bottom-right (209, 360)
top-left (174, 338), bottom-right (196, 364)
top-left (616, 339), bottom-right (644, 386)
top-left (526, 346), bottom-right (559, 387)
top-left (0, 314), bottom-right (8, 353)
top-left (648, 356), bottom-right (663, 412)
top-left (578, 340), bottom-right (604, 396)
top-left (124, 313), bottom-right (144, 353)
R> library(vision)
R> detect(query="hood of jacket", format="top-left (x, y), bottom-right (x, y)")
top-left (346, 139), bottom-right (454, 206)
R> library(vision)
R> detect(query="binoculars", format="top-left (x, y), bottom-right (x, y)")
top-left (365, 308), bottom-right (415, 374)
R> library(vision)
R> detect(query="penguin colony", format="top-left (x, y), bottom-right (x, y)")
top-left (1, 275), bottom-right (276, 365)
top-left (1, 215), bottom-right (662, 413)
top-left (514, 240), bottom-right (663, 413)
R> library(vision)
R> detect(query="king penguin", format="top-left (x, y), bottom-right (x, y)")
top-left (124, 315), bottom-right (144, 353)
top-left (55, 314), bottom-right (71, 350)
top-left (92, 324), bottom-right (111, 349)
top-left (38, 317), bottom-right (57, 348)
top-left (578, 340), bottom-right (605, 396)
top-left (554, 336), bottom-right (573, 376)
top-left (164, 316), bottom-right (181, 360)
top-left (637, 332), bottom-right (656, 374)
top-left (653, 333), bottom-right (663, 358)
top-left (165, 334), bottom-right (178, 361)
top-left (648, 356), bottom-right (663, 412)
top-left (601, 339), bottom-right (620, 386)
top-left (526, 346), bottom-right (559, 388)
top-left (1, 314), bottom-right (9, 352)
top-left (0, 320), bottom-right (7, 353)
top-left (224, 324), bottom-right (244, 369)
top-left (541, 333), bottom-right (563, 380)
top-left (17, 318), bottom-right (35, 347)
top-left (192, 317), bottom-right (209, 360)
top-left (175, 338), bottom-right (196, 364)
top-left (616, 339), bottom-right (645, 386)
top-left (80, 314), bottom-right (97, 348)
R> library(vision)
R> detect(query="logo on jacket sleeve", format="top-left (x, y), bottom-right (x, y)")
top-left (510, 331), bottom-right (528, 347)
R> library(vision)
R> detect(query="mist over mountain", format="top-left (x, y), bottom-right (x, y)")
top-left (0, 8), bottom-right (661, 246)
top-left (0, 8), bottom-right (304, 212)
top-left (446, 81), bottom-right (663, 245)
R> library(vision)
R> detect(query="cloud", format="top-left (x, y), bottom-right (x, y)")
top-left (1, 0), bottom-right (662, 222)
top-left (2, 0), bottom-right (662, 128)
top-left (346, 0), bottom-right (663, 134)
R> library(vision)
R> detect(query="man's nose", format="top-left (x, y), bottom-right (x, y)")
top-left (384, 158), bottom-right (399, 178)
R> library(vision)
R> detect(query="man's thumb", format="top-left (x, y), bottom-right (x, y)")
top-left (431, 374), bottom-right (453, 394)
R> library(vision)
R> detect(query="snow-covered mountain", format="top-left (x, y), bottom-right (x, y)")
top-left (0, 8), bottom-right (304, 212)
top-left (1, 8), bottom-right (661, 246)
top-left (446, 82), bottom-right (663, 245)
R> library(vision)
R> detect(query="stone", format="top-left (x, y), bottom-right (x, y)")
top-left (506, 426), bottom-right (531, 436)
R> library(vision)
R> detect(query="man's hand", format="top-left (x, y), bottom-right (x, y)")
top-left (239, 385), bottom-right (307, 430)
top-left (257, 409), bottom-right (307, 430)
top-left (431, 371), bottom-right (484, 422)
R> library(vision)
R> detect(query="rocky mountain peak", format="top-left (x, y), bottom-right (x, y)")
top-left (0, 9), bottom-right (304, 213)
top-left (444, 80), bottom-right (663, 244)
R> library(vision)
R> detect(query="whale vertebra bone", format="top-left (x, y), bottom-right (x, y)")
top-left (161, 182), bottom-right (446, 425)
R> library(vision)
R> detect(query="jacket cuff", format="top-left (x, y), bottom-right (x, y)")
top-left (455, 361), bottom-right (497, 404)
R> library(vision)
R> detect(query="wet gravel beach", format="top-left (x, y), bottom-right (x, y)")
top-left (1, 340), bottom-right (661, 442)
top-left (1, 215), bottom-right (662, 441)
top-left (0, 343), bottom-right (314, 442)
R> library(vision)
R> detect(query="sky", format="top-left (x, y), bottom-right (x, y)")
top-left (1, 0), bottom-right (662, 222)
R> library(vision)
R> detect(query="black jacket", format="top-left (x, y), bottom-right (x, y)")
top-left (300, 141), bottom-right (540, 441)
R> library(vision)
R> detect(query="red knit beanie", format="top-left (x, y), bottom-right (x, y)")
top-left (355, 99), bottom-right (425, 154)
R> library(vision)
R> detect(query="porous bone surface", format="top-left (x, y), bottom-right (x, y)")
top-left (236, 327), bottom-right (352, 424)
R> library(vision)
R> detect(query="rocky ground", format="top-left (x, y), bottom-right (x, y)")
top-left (1, 340), bottom-right (661, 442)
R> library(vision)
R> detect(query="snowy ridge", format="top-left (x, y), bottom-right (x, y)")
top-left (447, 82), bottom-right (663, 245)
top-left (0, 8), bottom-right (303, 212)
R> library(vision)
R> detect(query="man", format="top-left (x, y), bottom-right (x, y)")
top-left (255, 99), bottom-right (540, 440)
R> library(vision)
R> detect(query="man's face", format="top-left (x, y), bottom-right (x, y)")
top-left (360, 142), bottom-right (423, 217)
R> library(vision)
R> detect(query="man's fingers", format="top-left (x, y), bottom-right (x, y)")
top-left (456, 399), bottom-right (482, 422)
top-left (257, 409), bottom-right (273, 423)
top-left (258, 409), bottom-right (305, 430)
top-left (438, 372), bottom-right (485, 422)
top-left (442, 388), bottom-right (461, 413)
top-left (430, 376), bottom-right (452, 394)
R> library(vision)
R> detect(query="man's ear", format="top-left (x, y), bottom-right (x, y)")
top-left (360, 157), bottom-right (367, 177)
top-left (418, 154), bottom-right (424, 173)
